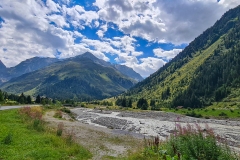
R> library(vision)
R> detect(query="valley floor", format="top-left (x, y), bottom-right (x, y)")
top-left (44, 108), bottom-right (240, 159)
top-left (44, 111), bottom-right (141, 160)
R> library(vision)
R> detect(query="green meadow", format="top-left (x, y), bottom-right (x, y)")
top-left (0, 109), bottom-right (92, 160)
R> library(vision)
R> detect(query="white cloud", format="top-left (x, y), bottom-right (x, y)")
top-left (0, 0), bottom-right (240, 78)
top-left (62, 5), bottom-right (99, 29)
top-left (124, 57), bottom-right (166, 78)
top-left (96, 23), bottom-right (108, 38)
top-left (46, 0), bottom-right (60, 13)
top-left (94, 0), bottom-right (240, 44)
top-left (47, 14), bottom-right (69, 28)
top-left (153, 48), bottom-right (182, 60)
top-left (219, 0), bottom-right (240, 8)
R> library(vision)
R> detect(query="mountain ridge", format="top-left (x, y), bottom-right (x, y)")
top-left (0, 53), bottom-right (143, 83)
top-left (0, 53), bottom-right (137, 100)
top-left (0, 60), bottom-right (6, 70)
top-left (71, 52), bottom-right (143, 81)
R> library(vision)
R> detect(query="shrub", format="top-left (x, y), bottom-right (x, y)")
top-left (219, 112), bottom-right (228, 117)
top-left (2, 133), bottom-right (13, 145)
top-left (54, 110), bottom-right (63, 118)
top-left (61, 107), bottom-right (71, 113)
top-left (56, 122), bottom-right (64, 136)
top-left (185, 111), bottom-right (202, 118)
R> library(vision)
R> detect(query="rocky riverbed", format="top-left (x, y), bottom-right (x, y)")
top-left (71, 108), bottom-right (240, 152)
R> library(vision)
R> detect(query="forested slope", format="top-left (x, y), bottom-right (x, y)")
top-left (125, 5), bottom-right (240, 108)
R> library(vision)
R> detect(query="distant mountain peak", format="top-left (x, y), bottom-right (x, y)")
top-left (79, 52), bottom-right (98, 60)
top-left (0, 60), bottom-right (6, 70)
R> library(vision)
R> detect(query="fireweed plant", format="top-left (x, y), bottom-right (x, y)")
top-left (142, 121), bottom-right (239, 160)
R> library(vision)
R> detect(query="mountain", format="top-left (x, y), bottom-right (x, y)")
top-left (0, 53), bottom-right (143, 83)
top-left (6, 57), bottom-right (59, 80)
top-left (0, 57), bottom-right (59, 83)
top-left (74, 52), bottom-right (143, 81)
top-left (113, 64), bottom-right (143, 82)
top-left (0, 53), bottom-right (137, 100)
top-left (0, 60), bottom-right (6, 70)
top-left (0, 60), bottom-right (7, 84)
top-left (125, 5), bottom-right (240, 108)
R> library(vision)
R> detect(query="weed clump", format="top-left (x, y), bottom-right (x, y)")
top-left (19, 106), bottom-right (44, 131)
top-left (56, 122), bottom-right (64, 136)
top-left (54, 110), bottom-right (63, 119)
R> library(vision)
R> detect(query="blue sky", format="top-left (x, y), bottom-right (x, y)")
top-left (0, 0), bottom-right (239, 77)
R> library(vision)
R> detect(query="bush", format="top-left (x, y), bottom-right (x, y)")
top-left (185, 111), bottom-right (202, 118)
top-left (54, 110), bottom-right (63, 118)
top-left (56, 122), bottom-right (64, 136)
top-left (2, 133), bottom-right (13, 145)
top-left (61, 107), bottom-right (71, 113)
top-left (219, 112), bottom-right (228, 117)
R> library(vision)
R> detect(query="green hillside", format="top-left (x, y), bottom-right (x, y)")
top-left (125, 5), bottom-right (240, 108)
top-left (0, 55), bottom-right (136, 101)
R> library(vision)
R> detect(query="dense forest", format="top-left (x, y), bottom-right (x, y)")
top-left (0, 90), bottom-right (31, 104)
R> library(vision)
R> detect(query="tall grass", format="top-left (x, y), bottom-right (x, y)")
top-left (128, 123), bottom-right (239, 160)
top-left (0, 108), bottom-right (92, 160)
top-left (19, 106), bottom-right (45, 131)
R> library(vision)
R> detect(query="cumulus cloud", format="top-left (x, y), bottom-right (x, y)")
top-left (0, 1), bottom-right (99, 67)
top-left (0, 0), bottom-right (240, 78)
top-left (153, 48), bottom-right (182, 60)
top-left (125, 57), bottom-right (166, 78)
top-left (95, 0), bottom-right (240, 44)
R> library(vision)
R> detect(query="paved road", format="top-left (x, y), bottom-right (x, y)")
top-left (0, 105), bottom-right (41, 111)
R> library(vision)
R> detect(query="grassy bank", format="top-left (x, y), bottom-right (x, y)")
top-left (162, 107), bottom-right (240, 119)
top-left (127, 124), bottom-right (239, 160)
top-left (0, 108), bottom-right (92, 160)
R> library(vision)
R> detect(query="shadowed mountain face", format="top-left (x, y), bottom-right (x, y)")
top-left (0, 57), bottom-right (60, 83)
top-left (0, 61), bottom-right (7, 84)
top-left (0, 60), bottom-right (6, 70)
top-left (0, 53), bottom-right (137, 100)
top-left (73, 52), bottom-right (143, 81)
top-left (125, 5), bottom-right (240, 108)
top-left (7, 57), bottom-right (60, 78)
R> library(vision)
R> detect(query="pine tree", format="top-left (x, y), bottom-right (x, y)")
top-left (18, 93), bottom-right (26, 104)
top-left (0, 90), bottom-right (4, 102)
top-left (26, 96), bottom-right (32, 104)
top-left (35, 95), bottom-right (41, 104)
